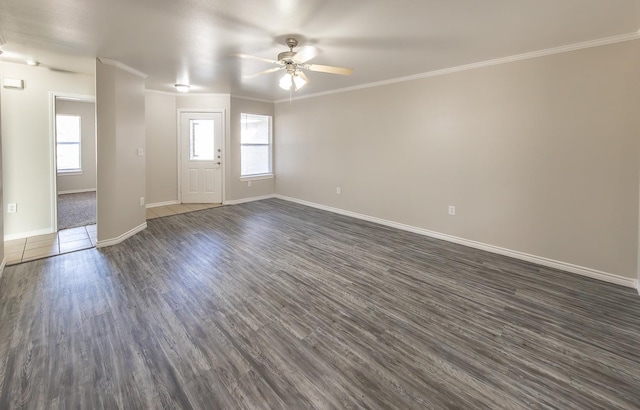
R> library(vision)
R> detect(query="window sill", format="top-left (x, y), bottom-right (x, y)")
top-left (240, 174), bottom-right (274, 182)
top-left (57, 170), bottom-right (83, 176)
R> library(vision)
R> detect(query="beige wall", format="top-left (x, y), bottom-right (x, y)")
top-left (145, 93), bottom-right (269, 204)
top-left (228, 97), bottom-right (275, 201)
top-left (1, 61), bottom-right (95, 238)
top-left (145, 91), bottom-right (177, 204)
top-left (143, 93), bottom-right (230, 204)
top-left (56, 100), bottom-right (97, 193)
top-left (176, 95), bottom-right (230, 204)
top-left (145, 93), bottom-right (277, 204)
top-left (96, 60), bottom-right (146, 242)
top-left (0, 95), bottom-right (4, 270)
top-left (275, 40), bottom-right (640, 279)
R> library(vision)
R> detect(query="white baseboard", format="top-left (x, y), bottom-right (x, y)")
top-left (4, 227), bottom-right (55, 242)
top-left (224, 194), bottom-right (275, 206)
top-left (146, 200), bottom-right (180, 209)
top-left (96, 222), bottom-right (147, 248)
top-left (0, 256), bottom-right (6, 279)
top-left (58, 188), bottom-right (96, 195)
top-left (275, 195), bottom-right (637, 289)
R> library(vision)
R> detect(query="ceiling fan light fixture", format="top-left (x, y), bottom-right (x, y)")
top-left (174, 83), bottom-right (190, 93)
top-left (279, 71), bottom-right (307, 91)
top-left (279, 73), bottom-right (293, 90)
top-left (293, 73), bottom-right (307, 90)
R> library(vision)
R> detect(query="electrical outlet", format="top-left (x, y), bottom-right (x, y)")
top-left (7, 203), bottom-right (17, 213)
top-left (137, 147), bottom-right (144, 157)
top-left (448, 205), bottom-right (456, 215)
top-left (336, 187), bottom-right (341, 195)
top-left (139, 197), bottom-right (145, 206)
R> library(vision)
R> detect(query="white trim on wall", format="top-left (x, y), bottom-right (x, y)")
top-left (58, 188), bottom-right (96, 195)
top-left (97, 58), bottom-right (148, 79)
top-left (231, 95), bottom-right (274, 104)
top-left (146, 200), bottom-right (180, 208)
top-left (275, 195), bottom-right (638, 289)
top-left (5, 227), bottom-right (54, 242)
top-left (50, 92), bottom-right (96, 234)
top-left (224, 194), bottom-right (275, 206)
top-left (96, 222), bottom-right (147, 248)
top-left (147, 89), bottom-right (232, 97)
top-left (274, 32), bottom-right (640, 104)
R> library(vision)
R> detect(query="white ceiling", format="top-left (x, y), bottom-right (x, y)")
top-left (1, 0), bottom-right (639, 101)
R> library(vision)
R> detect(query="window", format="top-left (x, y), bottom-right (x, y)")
top-left (241, 113), bottom-right (272, 177)
top-left (56, 114), bottom-right (82, 173)
top-left (189, 119), bottom-right (215, 160)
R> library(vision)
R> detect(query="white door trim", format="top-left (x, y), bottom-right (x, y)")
top-left (176, 109), bottom-right (226, 204)
top-left (49, 92), bottom-right (96, 232)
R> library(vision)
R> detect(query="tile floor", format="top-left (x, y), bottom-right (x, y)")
top-left (5, 224), bottom-right (97, 266)
top-left (4, 203), bottom-right (222, 266)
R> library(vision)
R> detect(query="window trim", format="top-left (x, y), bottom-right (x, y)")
top-left (55, 114), bottom-right (82, 174)
top-left (240, 113), bottom-right (273, 178)
top-left (240, 173), bottom-right (274, 182)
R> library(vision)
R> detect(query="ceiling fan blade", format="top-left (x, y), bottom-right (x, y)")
top-left (305, 64), bottom-right (353, 75)
top-left (235, 53), bottom-right (279, 64)
top-left (243, 66), bottom-right (283, 79)
top-left (292, 46), bottom-right (319, 63)
top-left (298, 70), bottom-right (310, 83)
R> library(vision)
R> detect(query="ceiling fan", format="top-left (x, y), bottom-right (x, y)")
top-left (237, 38), bottom-right (353, 91)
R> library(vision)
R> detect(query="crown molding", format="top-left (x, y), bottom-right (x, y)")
top-left (275, 31), bottom-right (640, 104)
top-left (230, 94), bottom-right (274, 104)
top-left (97, 57), bottom-right (148, 79)
top-left (175, 92), bottom-right (230, 98)
top-left (145, 89), bottom-right (178, 96)
top-left (145, 89), bottom-right (232, 98)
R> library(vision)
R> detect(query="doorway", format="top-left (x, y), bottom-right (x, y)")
top-left (179, 111), bottom-right (223, 203)
top-left (52, 94), bottom-right (97, 251)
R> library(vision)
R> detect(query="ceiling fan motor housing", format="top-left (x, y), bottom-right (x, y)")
top-left (285, 38), bottom-right (299, 49)
top-left (278, 51), bottom-right (297, 62)
top-left (279, 38), bottom-right (300, 62)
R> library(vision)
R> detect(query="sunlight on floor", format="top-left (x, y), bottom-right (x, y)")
top-left (146, 203), bottom-right (222, 219)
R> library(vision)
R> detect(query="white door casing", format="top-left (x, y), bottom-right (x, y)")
top-left (49, 92), bottom-right (96, 233)
top-left (180, 112), bottom-right (222, 203)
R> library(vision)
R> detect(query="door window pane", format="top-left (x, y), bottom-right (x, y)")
top-left (190, 119), bottom-right (215, 160)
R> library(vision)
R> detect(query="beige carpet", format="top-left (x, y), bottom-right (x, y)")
top-left (57, 191), bottom-right (97, 230)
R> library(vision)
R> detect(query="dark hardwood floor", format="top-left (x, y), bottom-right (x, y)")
top-left (1, 198), bottom-right (639, 409)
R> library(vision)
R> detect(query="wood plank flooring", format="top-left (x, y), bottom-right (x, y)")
top-left (1, 198), bottom-right (639, 409)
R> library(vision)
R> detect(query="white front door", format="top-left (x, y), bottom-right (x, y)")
top-left (180, 112), bottom-right (222, 203)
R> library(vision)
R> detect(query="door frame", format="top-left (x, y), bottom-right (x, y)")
top-left (176, 109), bottom-right (226, 204)
top-left (49, 91), bottom-right (96, 232)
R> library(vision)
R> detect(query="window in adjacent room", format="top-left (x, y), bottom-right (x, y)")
top-left (56, 114), bottom-right (82, 173)
top-left (241, 113), bottom-right (272, 177)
